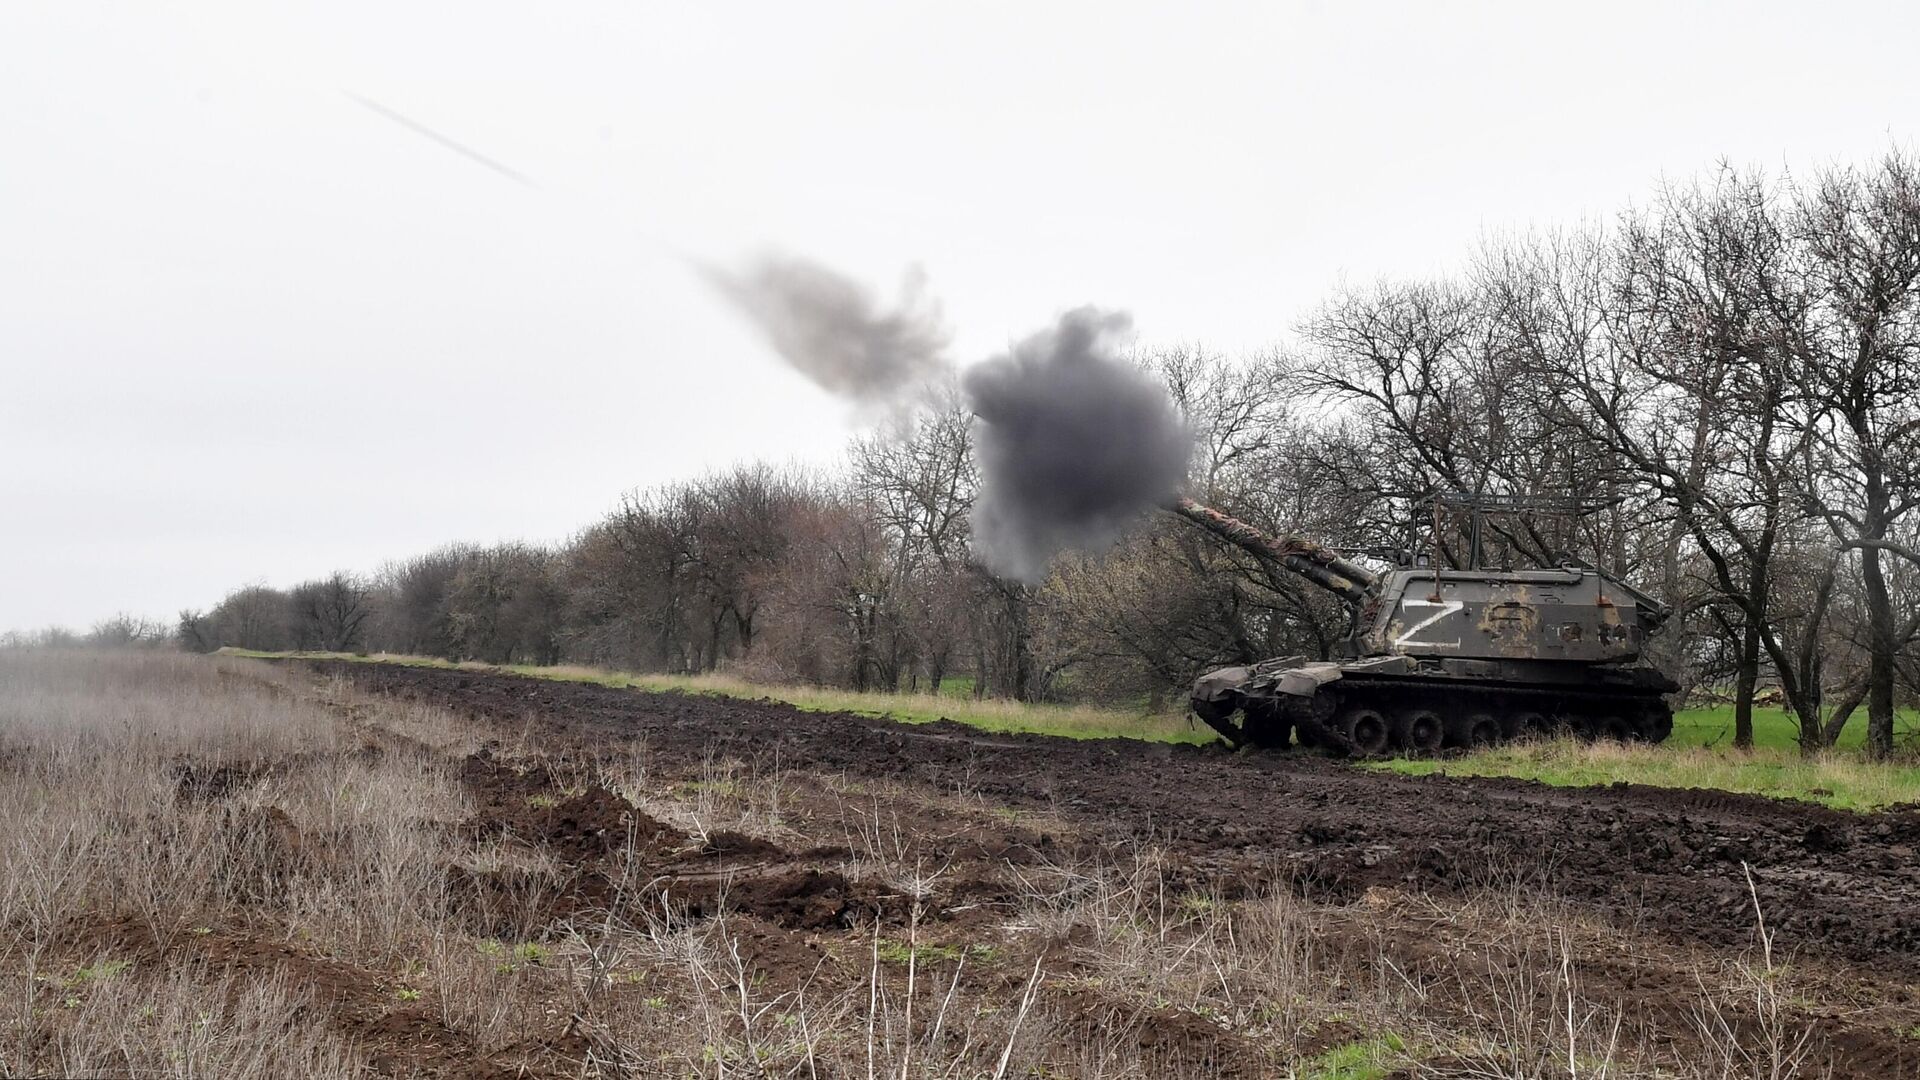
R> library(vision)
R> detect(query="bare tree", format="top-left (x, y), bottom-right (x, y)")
top-left (289, 571), bottom-right (373, 652)
top-left (444, 545), bottom-right (564, 665)
top-left (367, 546), bottom-right (472, 656)
top-left (84, 614), bottom-right (170, 648)
top-left (1789, 150), bottom-right (1920, 756)
top-left (176, 609), bottom-right (218, 653)
top-left (1295, 277), bottom-right (1612, 569)
top-left (207, 585), bottom-right (293, 652)
top-left (1490, 171), bottom-right (1823, 748)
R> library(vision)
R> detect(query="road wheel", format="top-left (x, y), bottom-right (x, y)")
top-left (1508, 710), bottom-right (1550, 740)
top-left (1336, 708), bottom-right (1390, 756)
top-left (1460, 712), bottom-right (1502, 748)
top-left (1393, 708), bottom-right (1445, 753)
top-left (1594, 714), bottom-right (1635, 742)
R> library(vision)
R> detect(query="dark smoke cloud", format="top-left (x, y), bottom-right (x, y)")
top-left (704, 255), bottom-right (950, 406)
top-left (963, 308), bottom-right (1193, 582)
top-left (706, 256), bottom-right (1194, 580)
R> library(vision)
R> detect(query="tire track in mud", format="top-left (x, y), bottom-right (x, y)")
top-left (317, 662), bottom-right (1920, 975)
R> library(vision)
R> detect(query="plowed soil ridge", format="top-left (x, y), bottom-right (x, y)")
top-left (321, 663), bottom-right (1920, 973)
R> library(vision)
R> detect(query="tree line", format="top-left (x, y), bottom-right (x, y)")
top-left (81, 152), bottom-right (1920, 756)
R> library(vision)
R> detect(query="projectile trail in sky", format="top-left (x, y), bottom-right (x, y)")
top-left (342, 90), bottom-right (539, 189)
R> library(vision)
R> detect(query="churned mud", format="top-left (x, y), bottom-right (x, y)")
top-left (330, 662), bottom-right (1920, 970)
top-left (294, 661), bottom-right (1920, 1077)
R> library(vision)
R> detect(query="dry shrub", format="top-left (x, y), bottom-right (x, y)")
top-left (11, 964), bottom-right (362, 1078)
top-left (0, 651), bottom-right (470, 1076)
top-left (995, 848), bottom-right (1828, 1079)
top-left (597, 741), bottom-right (803, 848)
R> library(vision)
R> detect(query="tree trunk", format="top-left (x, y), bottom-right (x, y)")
top-left (1793, 561), bottom-right (1839, 756)
top-left (851, 605), bottom-right (875, 692)
top-left (733, 606), bottom-right (755, 654)
top-left (1005, 586), bottom-right (1034, 702)
top-left (1733, 616), bottom-right (1760, 751)
top-left (1861, 542), bottom-right (1898, 758)
top-left (1822, 679), bottom-right (1870, 748)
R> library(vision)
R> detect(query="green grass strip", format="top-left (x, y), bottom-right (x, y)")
top-left (1375, 740), bottom-right (1920, 811)
top-left (223, 649), bottom-right (1919, 808)
top-left (218, 649), bottom-right (1212, 744)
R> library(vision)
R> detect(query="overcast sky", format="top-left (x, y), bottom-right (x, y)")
top-left (5, 1), bottom-right (1918, 632)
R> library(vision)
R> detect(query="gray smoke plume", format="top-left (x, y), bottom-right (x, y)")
top-left (704, 255), bottom-right (949, 406)
top-left (707, 256), bottom-right (1194, 580)
top-left (963, 308), bottom-right (1193, 582)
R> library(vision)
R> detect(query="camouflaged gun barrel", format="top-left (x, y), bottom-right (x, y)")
top-left (1168, 497), bottom-right (1377, 605)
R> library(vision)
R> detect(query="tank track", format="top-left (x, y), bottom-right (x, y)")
top-left (1201, 676), bottom-right (1673, 755)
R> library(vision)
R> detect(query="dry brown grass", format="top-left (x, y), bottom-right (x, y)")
top-left (0, 650), bottom-right (475, 1076)
top-left (0, 649), bottom-right (1888, 1078)
top-left (997, 849), bottom-right (1833, 1078)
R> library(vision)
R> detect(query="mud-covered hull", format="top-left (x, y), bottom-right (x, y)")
top-left (1190, 654), bottom-right (1677, 753)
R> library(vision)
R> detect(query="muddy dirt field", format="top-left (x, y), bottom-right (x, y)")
top-left (327, 662), bottom-right (1920, 969)
top-left (308, 660), bottom-right (1920, 1077)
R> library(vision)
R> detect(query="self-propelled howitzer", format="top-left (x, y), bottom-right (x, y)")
top-left (1168, 496), bottom-right (1678, 753)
